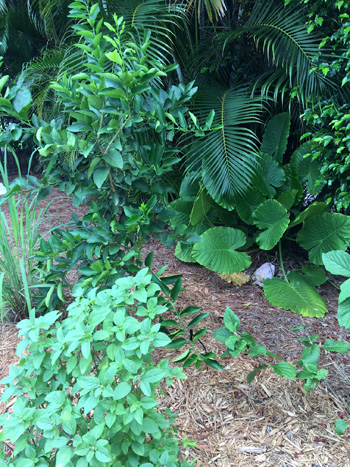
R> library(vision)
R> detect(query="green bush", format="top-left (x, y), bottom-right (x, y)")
top-left (0, 269), bottom-right (192, 467)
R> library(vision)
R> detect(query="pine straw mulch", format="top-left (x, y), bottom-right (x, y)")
top-left (0, 192), bottom-right (350, 466)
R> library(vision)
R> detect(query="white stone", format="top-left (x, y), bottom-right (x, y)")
top-left (252, 262), bottom-right (275, 286)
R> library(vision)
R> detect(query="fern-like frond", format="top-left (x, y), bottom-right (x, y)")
top-left (187, 83), bottom-right (264, 207)
top-left (222, 0), bottom-right (334, 104)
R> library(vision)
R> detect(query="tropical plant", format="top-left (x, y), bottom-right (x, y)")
top-left (0, 269), bottom-right (194, 466)
top-left (164, 112), bottom-right (350, 318)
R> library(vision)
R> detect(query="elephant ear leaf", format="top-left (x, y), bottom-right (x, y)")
top-left (301, 265), bottom-right (328, 286)
top-left (297, 213), bottom-right (350, 265)
top-left (291, 141), bottom-right (322, 195)
top-left (174, 242), bottom-right (196, 263)
top-left (253, 199), bottom-right (290, 250)
top-left (260, 112), bottom-right (290, 163)
top-left (254, 154), bottom-right (286, 197)
top-left (192, 227), bottom-right (251, 273)
top-left (263, 270), bottom-right (328, 317)
top-left (190, 188), bottom-right (213, 225)
top-left (322, 250), bottom-right (350, 277)
top-left (236, 188), bottom-right (266, 224)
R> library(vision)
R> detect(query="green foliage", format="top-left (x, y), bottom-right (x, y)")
top-left (263, 271), bottom-right (328, 318)
top-left (0, 270), bottom-right (193, 467)
top-left (323, 250), bottom-right (350, 330)
top-left (260, 113), bottom-right (290, 163)
top-left (170, 113), bottom-right (350, 317)
top-left (213, 309), bottom-right (349, 396)
top-left (191, 227), bottom-right (251, 274)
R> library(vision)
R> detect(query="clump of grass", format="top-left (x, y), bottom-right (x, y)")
top-left (0, 150), bottom-right (49, 322)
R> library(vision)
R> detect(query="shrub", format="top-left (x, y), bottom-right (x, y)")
top-left (0, 269), bottom-right (192, 466)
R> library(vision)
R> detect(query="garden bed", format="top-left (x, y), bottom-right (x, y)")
top-left (0, 193), bottom-right (349, 466)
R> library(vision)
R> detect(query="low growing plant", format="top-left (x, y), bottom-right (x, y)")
top-left (213, 307), bottom-right (350, 394)
top-left (0, 269), bottom-right (193, 467)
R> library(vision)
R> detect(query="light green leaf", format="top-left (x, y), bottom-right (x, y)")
top-left (263, 271), bottom-right (328, 317)
top-left (261, 112), bottom-right (290, 163)
top-left (223, 307), bottom-right (240, 333)
top-left (323, 250), bottom-right (350, 277)
top-left (212, 327), bottom-right (232, 343)
top-left (192, 227), bottom-right (251, 273)
top-left (339, 279), bottom-right (350, 303)
top-left (114, 382), bottom-right (131, 400)
top-left (174, 242), bottom-right (196, 263)
top-left (253, 199), bottom-right (290, 250)
top-left (297, 213), bottom-right (350, 265)
top-left (56, 446), bottom-right (74, 467)
top-left (338, 298), bottom-right (350, 330)
top-left (272, 362), bottom-right (296, 379)
top-left (322, 339), bottom-right (350, 354)
top-left (335, 419), bottom-right (349, 435)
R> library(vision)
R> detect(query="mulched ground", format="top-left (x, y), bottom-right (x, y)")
top-left (1, 190), bottom-right (350, 466)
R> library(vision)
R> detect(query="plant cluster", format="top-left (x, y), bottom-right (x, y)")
top-left (166, 112), bottom-right (350, 317)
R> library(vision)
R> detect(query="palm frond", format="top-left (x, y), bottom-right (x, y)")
top-left (187, 83), bottom-right (264, 207)
top-left (221, 0), bottom-right (333, 104)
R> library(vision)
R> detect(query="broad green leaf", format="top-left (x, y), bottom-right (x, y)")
top-left (263, 271), bottom-right (328, 317)
top-left (235, 188), bottom-right (266, 225)
top-left (277, 189), bottom-right (298, 210)
top-left (335, 419), bottom-right (349, 435)
top-left (167, 197), bottom-right (195, 228)
top-left (174, 242), bottom-right (196, 263)
top-left (272, 362), bottom-right (297, 379)
top-left (190, 188), bottom-right (213, 225)
top-left (253, 199), bottom-right (290, 250)
top-left (254, 154), bottom-right (286, 197)
top-left (179, 172), bottom-right (200, 197)
top-left (260, 112), bottom-right (290, 163)
top-left (223, 307), bottom-right (240, 333)
top-left (192, 227), bottom-right (251, 274)
top-left (212, 327), bottom-right (232, 343)
top-left (13, 88), bottom-right (32, 118)
top-left (338, 298), bottom-right (350, 330)
top-left (93, 166), bottom-right (110, 189)
top-left (56, 446), bottom-right (74, 467)
top-left (291, 141), bottom-right (322, 195)
top-left (302, 344), bottom-right (320, 365)
top-left (114, 382), bottom-right (131, 400)
top-left (322, 339), bottom-right (350, 353)
top-left (301, 265), bottom-right (328, 286)
top-left (339, 279), bottom-right (350, 303)
top-left (297, 213), bottom-right (350, 265)
top-left (323, 250), bottom-right (350, 277)
top-left (289, 202), bottom-right (329, 228)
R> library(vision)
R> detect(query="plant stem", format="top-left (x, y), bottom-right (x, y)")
top-left (279, 241), bottom-right (288, 282)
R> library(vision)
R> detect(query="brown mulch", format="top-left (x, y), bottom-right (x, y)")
top-left (0, 192), bottom-right (350, 466)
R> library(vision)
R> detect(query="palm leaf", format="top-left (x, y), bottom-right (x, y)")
top-left (187, 83), bottom-right (263, 206)
top-left (221, 0), bottom-right (334, 104)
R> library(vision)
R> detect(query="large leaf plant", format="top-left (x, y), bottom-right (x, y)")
top-left (164, 112), bottom-right (350, 318)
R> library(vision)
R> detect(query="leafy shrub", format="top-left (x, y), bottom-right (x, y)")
top-left (0, 269), bottom-right (193, 467)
